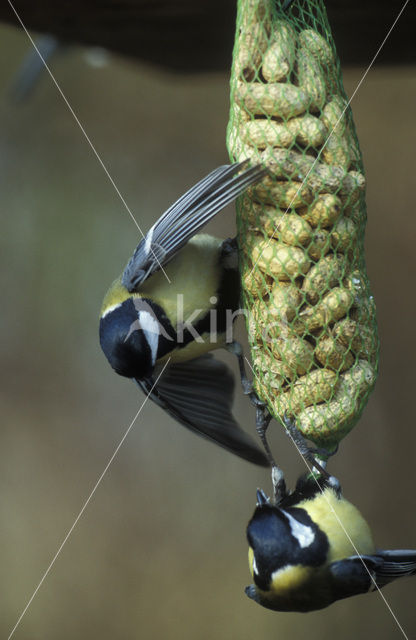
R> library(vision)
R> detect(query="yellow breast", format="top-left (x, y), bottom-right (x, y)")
top-left (138, 234), bottom-right (223, 324)
top-left (300, 488), bottom-right (376, 563)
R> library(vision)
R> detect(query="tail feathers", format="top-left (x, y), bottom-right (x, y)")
top-left (373, 549), bottom-right (416, 588)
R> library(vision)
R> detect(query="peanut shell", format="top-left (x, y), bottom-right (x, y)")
top-left (300, 287), bottom-right (354, 330)
top-left (296, 45), bottom-right (326, 112)
top-left (262, 21), bottom-right (296, 82)
top-left (287, 114), bottom-right (328, 148)
top-left (250, 179), bottom-right (314, 208)
top-left (331, 217), bottom-right (357, 253)
top-left (268, 281), bottom-right (302, 321)
top-left (321, 98), bottom-right (353, 169)
top-left (297, 360), bottom-right (376, 445)
top-left (298, 28), bottom-right (335, 66)
top-left (302, 255), bottom-right (348, 304)
top-left (271, 333), bottom-right (315, 376)
top-left (252, 238), bottom-right (311, 279)
top-left (242, 266), bottom-right (272, 296)
top-left (334, 318), bottom-right (377, 359)
top-left (315, 335), bottom-right (354, 372)
top-left (241, 118), bottom-right (295, 149)
top-left (299, 193), bottom-right (342, 228)
top-left (236, 81), bottom-right (309, 119)
top-left (276, 368), bottom-right (338, 415)
top-left (307, 228), bottom-right (331, 261)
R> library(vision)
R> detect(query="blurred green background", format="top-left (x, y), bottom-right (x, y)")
top-left (1, 21), bottom-right (415, 640)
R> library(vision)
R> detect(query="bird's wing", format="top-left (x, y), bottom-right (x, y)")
top-left (330, 549), bottom-right (416, 599)
top-left (370, 549), bottom-right (416, 588)
top-left (328, 555), bottom-right (382, 599)
top-left (136, 354), bottom-right (269, 466)
top-left (122, 161), bottom-right (266, 291)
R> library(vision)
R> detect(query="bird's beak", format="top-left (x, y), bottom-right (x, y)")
top-left (245, 584), bottom-right (259, 602)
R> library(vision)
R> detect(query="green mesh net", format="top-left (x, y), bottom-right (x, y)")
top-left (226, 0), bottom-right (379, 451)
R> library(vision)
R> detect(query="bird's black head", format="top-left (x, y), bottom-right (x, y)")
top-left (247, 504), bottom-right (297, 590)
top-left (247, 496), bottom-right (329, 591)
top-left (99, 297), bottom-right (159, 380)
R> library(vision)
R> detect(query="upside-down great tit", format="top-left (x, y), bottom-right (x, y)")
top-left (246, 474), bottom-right (416, 611)
top-left (99, 161), bottom-right (269, 465)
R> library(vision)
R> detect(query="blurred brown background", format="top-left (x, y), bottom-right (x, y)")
top-left (0, 12), bottom-right (415, 640)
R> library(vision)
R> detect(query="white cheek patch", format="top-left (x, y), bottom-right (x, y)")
top-left (138, 310), bottom-right (160, 366)
top-left (282, 510), bottom-right (315, 548)
top-left (252, 555), bottom-right (258, 576)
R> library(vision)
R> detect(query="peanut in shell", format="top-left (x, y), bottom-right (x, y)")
top-left (252, 238), bottom-right (311, 279)
top-left (247, 300), bottom-right (266, 342)
top-left (302, 254), bottom-right (348, 304)
top-left (253, 351), bottom-right (293, 388)
top-left (321, 98), bottom-right (353, 169)
top-left (321, 97), bottom-right (348, 132)
top-left (331, 217), bottom-right (358, 253)
top-left (300, 286), bottom-right (354, 330)
top-left (315, 335), bottom-right (354, 372)
top-left (250, 179), bottom-right (314, 208)
top-left (235, 0), bottom-right (272, 78)
top-left (268, 281), bottom-right (303, 321)
top-left (322, 132), bottom-right (353, 170)
top-left (242, 265), bottom-right (272, 296)
top-left (274, 212), bottom-right (314, 246)
top-left (306, 228), bottom-right (331, 261)
top-left (287, 114), bottom-right (328, 148)
top-left (235, 23), bottom-right (269, 78)
top-left (260, 148), bottom-right (359, 195)
top-left (262, 21), bottom-right (296, 82)
top-left (245, 202), bottom-right (313, 246)
top-left (340, 358), bottom-right (376, 397)
top-left (296, 360), bottom-right (376, 446)
top-left (339, 170), bottom-right (366, 204)
top-left (236, 81), bottom-right (309, 119)
top-left (299, 193), bottom-right (342, 228)
top-left (298, 28), bottom-right (335, 67)
top-left (333, 318), bottom-right (357, 347)
top-left (334, 318), bottom-right (377, 359)
top-left (271, 332), bottom-right (315, 376)
top-left (275, 368), bottom-right (338, 415)
top-left (296, 45), bottom-right (326, 112)
top-left (241, 118), bottom-right (295, 149)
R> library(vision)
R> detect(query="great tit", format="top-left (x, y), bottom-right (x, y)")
top-left (99, 161), bottom-right (270, 466)
top-left (246, 473), bottom-right (416, 612)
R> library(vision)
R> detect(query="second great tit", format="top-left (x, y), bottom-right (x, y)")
top-left (99, 161), bottom-right (269, 466)
top-left (246, 474), bottom-right (416, 612)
